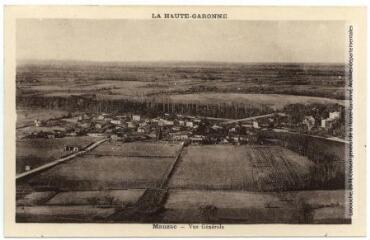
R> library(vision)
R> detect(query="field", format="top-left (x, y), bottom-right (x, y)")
top-left (17, 62), bottom-right (347, 102)
top-left (162, 190), bottom-right (348, 223)
top-left (46, 189), bottom-right (145, 206)
top-left (27, 155), bottom-right (174, 191)
top-left (167, 93), bottom-right (348, 110)
top-left (16, 108), bottom-right (69, 128)
top-left (92, 141), bottom-right (182, 157)
top-left (16, 205), bottom-right (116, 223)
top-left (169, 145), bottom-right (314, 191)
top-left (16, 141), bottom-right (349, 223)
top-left (26, 142), bottom-right (181, 191)
top-left (16, 136), bottom-right (102, 174)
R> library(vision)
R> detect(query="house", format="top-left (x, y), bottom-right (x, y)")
top-left (47, 134), bottom-right (55, 139)
top-left (303, 116), bottom-right (315, 131)
top-left (78, 122), bottom-right (90, 128)
top-left (127, 121), bottom-right (138, 129)
top-left (110, 119), bottom-right (122, 125)
top-left (97, 115), bottom-right (105, 120)
top-left (185, 121), bottom-right (194, 128)
top-left (178, 120), bottom-right (185, 126)
top-left (87, 133), bottom-right (106, 137)
top-left (132, 115), bottom-right (141, 121)
top-left (78, 113), bottom-right (90, 121)
top-left (229, 127), bottom-right (236, 133)
top-left (95, 123), bottom-right (104, 129)
top-left (137, 127), bottom-right (147, 133)
top-left (64, 145), bottom-right (80, 152)
top-left (110, 134), bottom-right (119, 140)
top-left (172, 126), bottom-right (181, 132)
top-left (170, 133), bottom-right (189, 141)
top-left (329, 111), bottom-right (340, 119)
top-left (158, 119), bottom-right (174, 127)
top-left (211, 124), bottom-right (223, 131)
top-left (190, 136), bottom-right (204, 144)
top-left (242, 123), bottom-right (253, 128)
top-left (321, 118), bottom-right (336, 129)
top-left (253, 121), bottom-right (259, 129)
top-left (34, 119), bottom-right (42, 127)
top-left (321, 112), bottom-right (340, 129)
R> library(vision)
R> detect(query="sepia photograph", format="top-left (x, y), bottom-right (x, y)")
top-left (4, 5), bottom-right (367, 237)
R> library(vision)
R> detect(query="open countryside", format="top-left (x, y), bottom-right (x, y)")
top-left (16, 61), bottom-right (350, 224)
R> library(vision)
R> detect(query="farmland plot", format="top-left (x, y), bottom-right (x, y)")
top-left (162, 190), bottom-right (348, 224)
top-left (46, 189), bottom-right (145, 206)
top-left (93, 141), bottom-right (182, 157)
top-left (16, 205), bottom-right (115, 223)
top-left (16, 136), bottom-right (102, 174)
top-left (27, 155), bottom-right (174, 191)
top-left (169, 145), bottom-right (314, 191)
top-left (167, 93), bottom-right (348, 110)
top-left (16, 108), bottom-right (69, 128)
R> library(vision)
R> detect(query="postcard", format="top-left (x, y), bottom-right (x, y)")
top-left (4, 5), bottom-right (367, 237)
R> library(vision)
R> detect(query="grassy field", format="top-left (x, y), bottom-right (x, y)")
top-left (93, 141), bottom-right (182, 157)
top-left (169, 145), bottom-right (314, 191)
top-left (16, 205), bottom-right (115, 223)
top-left (16, 136), bottom-right (102, 174)
top-left (27, 155), bottom-right (174, 191)
top-left (167, 93), bottom-right (348, 110)
top-left (163, 189), bottom-right (348, 223)
top-left (17, 62), bottom-right (347, 101)
top-left (46, 189), bottom-right (145, 206)
top-left (16, 108), bottom-right (69, 128)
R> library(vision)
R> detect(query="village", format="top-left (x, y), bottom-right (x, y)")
top-left (23, 105), bottom-right (345, 150)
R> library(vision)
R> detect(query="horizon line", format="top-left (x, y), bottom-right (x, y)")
top-left (17, 58), bottom-right (346, 65)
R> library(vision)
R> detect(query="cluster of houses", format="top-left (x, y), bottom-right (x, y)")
top-left (26, 109), bottom-right (344, 144)
top-left (321, 111), bottom-right (341, 129)
top-left (28, 112), bottom-right (269, 145)
top-left (301, 111), bottom-right (342, 131)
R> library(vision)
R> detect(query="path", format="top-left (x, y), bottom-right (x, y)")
top-left (108, 142), bottom-right (186, 222)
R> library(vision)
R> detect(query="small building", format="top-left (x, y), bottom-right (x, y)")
top-left (190, 136), bottom-right (204, 144)
top-left (110, 119), bottom-right (122, 125)
top-left (329, 111), bottom-right (340, 119)
top-left (229, 127), bottom-right (236, 133)
top-left (34, 119), bottom-right (42, 127)
top-left (95, 123), bottom-right (104, 129)
top-left (137, 127), bottom-right (147, 133)
top-left (171, 126), bottom-right (181, 132)
top-left (97, 115), bottom-right (105, 120)
top-left (67, 132), bottom-right (77, 137)
top-left (132, 115), bottom-right (141, 121)
top-left (158, 119), bottom-right (174, 127)
top-left (110, 134), bottom-right (119, 140)
top-left (178, 120), bottom-right (185, 126)
top-left (186, 121), bottom-right (194, 128)
top-left (253, 121), bottom-right (259, 129)
top-left (127, 121), bottom-right (137, 129)
top-left (321, 118), bottom-right (336, 129)
top-left (87, 133), bottom-right (106, 137)
top-left (47, 134), bottom-right (55, 139)
top-left (211, 124), bottom-right (223, 131)
top-left (170, 133), bottom-right (189, 141)
top-left (303, 116), bottom-right (315, 131)
top-left (64, 145), bottom-right (80, 152)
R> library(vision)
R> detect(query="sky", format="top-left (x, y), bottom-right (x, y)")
top-left (16, 19), bottom-right (346, 63)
